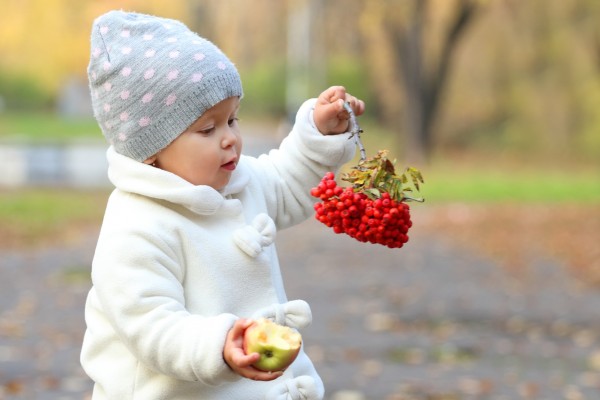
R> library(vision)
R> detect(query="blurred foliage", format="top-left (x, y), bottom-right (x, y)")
top-left (239, 60), bottom-right (288, 117)
top-left (0, 189), bottom-right (108, 248)
top-left (326, 56), bottom-right (376, 118)
top-left (0, 0), bottom-right (190, 94)
top-left (0, 0), bottom-right (598, 162)
top-left (0, 70), bottom-right (53, 110)
top-left (0, 112), bottom-right (99, 141)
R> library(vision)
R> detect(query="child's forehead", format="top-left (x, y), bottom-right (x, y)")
top-left (210, 97), bottom-right (241, 112)
top-left (195, 97), bottom-right (241, 120)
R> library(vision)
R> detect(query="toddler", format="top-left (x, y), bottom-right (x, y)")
top-left (81, 10), bottom-right (364, 400)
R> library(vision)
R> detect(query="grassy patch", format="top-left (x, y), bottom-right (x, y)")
top-left (344, 124), bottom-right (600, 204)
top-left (420, 167), bottom-right (600, 203)
top-left (0, 112), bottom-right (101, 142)
top-left (0, 189), bottom-right (109, 248)
top-left (338, 158), bottom-right (600, 204)
top-left (59, 265), bottom-right (93, 285)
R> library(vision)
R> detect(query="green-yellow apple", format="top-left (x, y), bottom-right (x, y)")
top-left (243, 318), bottom-right (302, 372)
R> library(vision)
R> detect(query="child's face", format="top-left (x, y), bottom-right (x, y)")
top-left (148, 96), bottom-right (242, 190)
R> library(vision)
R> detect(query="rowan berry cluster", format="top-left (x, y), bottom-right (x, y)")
top-left (310, 172), bottom-right (412, 248)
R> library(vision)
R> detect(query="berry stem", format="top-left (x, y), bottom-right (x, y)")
top-left (343, 101), bottom-right (366, 161)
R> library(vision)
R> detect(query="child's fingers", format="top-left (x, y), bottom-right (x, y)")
top-left (227, 318), bottom-right (252, 343)
top-left (331, 98), bottom-right (349, 120)
top-left (233, 350), bottom-right (260, 368)
top-left (336, 99), bottom-right (351, 121)
top-left (319, 85), bottom-right (347, 104)
top-left (242, 363), bottom-right (285, 381)
top-left (314, 86), bottom-right (365, 135)
top-left (343, 95), bottom-right (365, 117)
top-left (248, 369), bottom-right (284, 381)
top-left (231, 351), bottom-right (284, 381)
top-left (334, 97), bottom-right (364, 126)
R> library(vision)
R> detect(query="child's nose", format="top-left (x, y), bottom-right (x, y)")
top-left (221, 126), bottom-right (238, 148)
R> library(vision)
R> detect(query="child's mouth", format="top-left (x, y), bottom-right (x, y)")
top-left (222, 161), bottom-right (236, 171)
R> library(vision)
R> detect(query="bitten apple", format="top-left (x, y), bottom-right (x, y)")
top-left (243, 318), bottom-right (302, 372)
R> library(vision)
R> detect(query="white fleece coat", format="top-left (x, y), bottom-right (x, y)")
top-left (81, 99), bottom-right (356, 400)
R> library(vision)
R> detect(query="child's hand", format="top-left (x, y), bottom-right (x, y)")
top-left (223, 318), bottom-right (284, 381)
top-left (313, 86), bottom-right (365, 135)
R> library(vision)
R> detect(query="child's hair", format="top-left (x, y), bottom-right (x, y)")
top-left (88, 11), bottom-right (243, 162)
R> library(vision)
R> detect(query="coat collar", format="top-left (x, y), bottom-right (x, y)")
top-left (106, 146), bottom-right (249, 215)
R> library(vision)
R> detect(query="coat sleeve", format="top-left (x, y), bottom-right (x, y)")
top-left (87, 211), bottom-right (240, 386)
top-left (248, 98), bottom-right (357, 230)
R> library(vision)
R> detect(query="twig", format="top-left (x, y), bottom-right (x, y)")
top-left (343, 101), bottom-right (366, 161)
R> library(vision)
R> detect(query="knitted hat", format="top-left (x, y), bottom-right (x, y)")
top-left (88, 11), bottom-right (243, 162)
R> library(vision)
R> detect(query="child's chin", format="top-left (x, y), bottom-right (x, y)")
top-left (212, 178), bottom-right (232, 191)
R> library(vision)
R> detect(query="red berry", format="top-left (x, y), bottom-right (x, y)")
top-left (312, 171), bottom-right (416, 249)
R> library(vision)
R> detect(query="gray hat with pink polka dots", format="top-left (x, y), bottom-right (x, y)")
top-left (88, 10), bottom-right (243, 162)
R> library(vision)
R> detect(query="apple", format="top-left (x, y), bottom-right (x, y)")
top-left (243, 318), bottom-right (302, 372)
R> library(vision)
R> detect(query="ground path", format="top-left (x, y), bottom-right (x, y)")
top-left (1, 218), bottom-right (600, 399)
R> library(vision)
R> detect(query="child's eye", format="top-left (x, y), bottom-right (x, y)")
top-left (228, 117), bottom-right (239, 127)
top-left (198, 126), bottom-right (214, 135)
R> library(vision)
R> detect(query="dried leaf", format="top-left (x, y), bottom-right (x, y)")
top-left (341, 150), bottom-right (425, 202)
top-left (5, 379), bottom-right (24, 395)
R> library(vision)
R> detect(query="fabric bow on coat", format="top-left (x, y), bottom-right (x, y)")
top-left (252, 299), bottom-right (312, 330)
top-left (233, 213), bottom-right (277, 258)
top-left (265, 376), bottom-right (321, 400)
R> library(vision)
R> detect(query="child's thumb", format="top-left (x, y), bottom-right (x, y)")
top-left (328, 98), bottom-right (346, 119)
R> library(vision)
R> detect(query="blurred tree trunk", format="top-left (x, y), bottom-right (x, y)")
top-left (358, 2), bottom-right (405, 128)
top-left (361, 0), bottom-right (480, 164)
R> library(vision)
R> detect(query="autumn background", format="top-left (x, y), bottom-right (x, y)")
top-left (1, 0), bottom-right (598, 281)
top-left (0, 0), bottom-right (599, 398)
